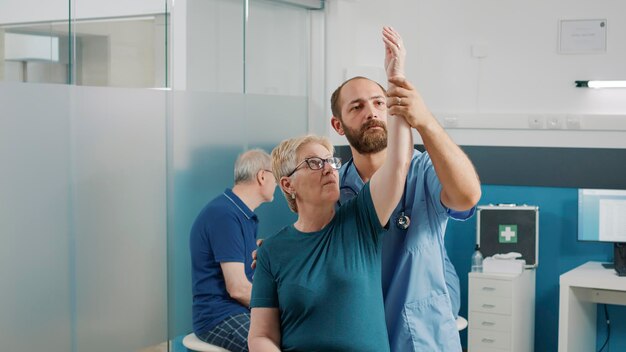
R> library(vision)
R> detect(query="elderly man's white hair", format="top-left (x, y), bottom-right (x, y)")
top-left (234, 148), bottom-right (272, 184)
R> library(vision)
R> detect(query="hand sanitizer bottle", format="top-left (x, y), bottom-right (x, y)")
top-left (471, 244), bottom-right (483, 272)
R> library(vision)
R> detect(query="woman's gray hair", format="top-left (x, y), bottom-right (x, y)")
top-left (234, 149), bottom-right (272, 184)
top-left (271, 135), bottom-right (334, 213)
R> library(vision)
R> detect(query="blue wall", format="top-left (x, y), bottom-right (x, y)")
top-left (445, 184), bottom-right (626, 351)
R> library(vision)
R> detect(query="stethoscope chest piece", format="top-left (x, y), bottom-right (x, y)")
top-left (396, 212), bottom-right (411, 230)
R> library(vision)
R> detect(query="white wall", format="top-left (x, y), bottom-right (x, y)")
top-left (324, 0), bottom-right (626, 148)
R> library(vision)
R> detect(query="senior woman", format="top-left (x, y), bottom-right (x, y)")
top-left (248, 27), bottom-right (412, 352)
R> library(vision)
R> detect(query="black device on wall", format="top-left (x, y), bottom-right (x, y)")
top-left (476, 204), bottom-right (539, 268)
top-left (614, 243), bottom-right (626, 276)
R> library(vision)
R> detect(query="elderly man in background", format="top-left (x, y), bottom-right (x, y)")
top-left (190, 149), bottom-right (276, 352)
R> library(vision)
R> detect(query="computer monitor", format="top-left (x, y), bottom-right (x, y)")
top-left (578, 188), bottom-right (626, 276)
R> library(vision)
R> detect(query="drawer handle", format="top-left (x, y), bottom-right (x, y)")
top-left (482, 287), bottom-right (496, 291)
top-left (482, 321), bottom-right (495, 326)
top-left (482, 338), bottom-right (495, 344)
top-left (482, 304), bottom-right (495, 309)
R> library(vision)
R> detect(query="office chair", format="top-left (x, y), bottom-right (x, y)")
top-left (456, 316), bottom-right (468, 331)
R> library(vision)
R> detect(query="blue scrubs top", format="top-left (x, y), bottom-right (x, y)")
top-left (338, 150), bottom-right (475, 352)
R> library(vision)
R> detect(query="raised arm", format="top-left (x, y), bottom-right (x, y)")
top-left (370, 27), bottom-right (414, 225)
top-left (386, 77), bottom-right (481, 211)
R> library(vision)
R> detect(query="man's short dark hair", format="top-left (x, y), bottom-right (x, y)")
top-left (330, 76), bottom-right (386, 119)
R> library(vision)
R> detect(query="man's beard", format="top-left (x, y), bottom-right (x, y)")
top-left (343, 119), bottom-right (388, 154)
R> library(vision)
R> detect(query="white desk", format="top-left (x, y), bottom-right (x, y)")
top-left (558, 261), bottom-right (626, 352)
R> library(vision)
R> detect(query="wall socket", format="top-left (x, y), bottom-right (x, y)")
top-left (528, 115), bottom-right (545, 129)
top-left (443, 115), bottom-right (459, 128)
top-left (547, 115), bottom-right (564, 129)
top-left (566, 115), bottom-right (582, 129)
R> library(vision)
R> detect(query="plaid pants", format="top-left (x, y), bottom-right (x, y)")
top-left (198, 312), bottom-right (251, 352)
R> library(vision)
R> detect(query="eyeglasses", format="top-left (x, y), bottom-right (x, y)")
top-left (287, 157), bottom-right (342, 177)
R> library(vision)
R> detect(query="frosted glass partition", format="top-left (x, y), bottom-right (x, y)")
top-left (1, 83), bottom-right (307, 350)
top-left (71, 86), bottom-right (168, 351)
top-left (168, 91), bottom-right (306, 338)
top-left (0, 82), bottom-right (168, 352)
top-left (186, 0), bottom-right (311, 96)
top-left (246, 0), bottom-right (309, 96)
top-left (186, 0), bottom-right (245, 93)
top-left (0, 82), bottom-right (72, 352)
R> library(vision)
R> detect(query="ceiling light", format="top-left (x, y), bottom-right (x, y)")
top-left (575, 80), bottom-right (626, 88)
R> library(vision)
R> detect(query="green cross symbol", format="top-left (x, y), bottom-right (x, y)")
top-left (499, 225), bottom-right (518, 243)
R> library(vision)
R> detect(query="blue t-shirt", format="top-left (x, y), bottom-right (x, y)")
top-left (190, 188), bottom-right (258, 336)
top-left (251, 183), bottom-right (390, 352)
top-left (339, 150), bottom-right (475, 352)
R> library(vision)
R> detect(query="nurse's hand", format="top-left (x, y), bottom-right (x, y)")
top-left (387, 76), bottom-right (435, 131)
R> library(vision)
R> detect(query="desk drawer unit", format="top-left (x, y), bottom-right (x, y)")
top-left (471, 311), bottom-right (512, 332)
top-left (468, 270), bottom-right (535, 352)
top-left (469, 329), bottom-right (511, 350)
top-left (468, 348), bottom-right (508, 352)
top-left (470, 295), bottom-right (512, 315)
top-left (469, 277), bottom-right (513, 298)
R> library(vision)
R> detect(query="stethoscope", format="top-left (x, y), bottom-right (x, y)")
top-left (339, 158), bottom-right (411, 230)
top-left (396, 182), bottom-right (411, 230)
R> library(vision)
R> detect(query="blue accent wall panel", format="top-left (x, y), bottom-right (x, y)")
top-left (445, 185), bottom-right (626, 351)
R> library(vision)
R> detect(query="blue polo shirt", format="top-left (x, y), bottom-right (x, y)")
top-left (190, 188), bottom-right (258, 336)
top-left (338, 150), bottom-right (475, 352)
